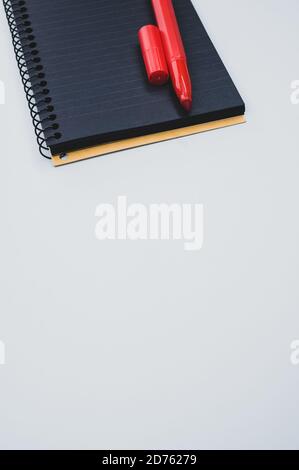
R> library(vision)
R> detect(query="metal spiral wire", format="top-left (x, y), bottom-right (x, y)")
top-left (3, 0), bottom-right (62, 158)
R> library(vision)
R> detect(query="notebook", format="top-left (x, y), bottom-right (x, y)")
top-left (3, 0), bottom-right (245, 165)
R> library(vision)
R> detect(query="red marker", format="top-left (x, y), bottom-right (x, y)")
top-left (152, 0), bottom-right (192, 111)
top-left (138, 25), bottom-right (169, 86)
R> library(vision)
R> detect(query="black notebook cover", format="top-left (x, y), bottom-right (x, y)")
top-left (4, 0), bottom-right (245, 157)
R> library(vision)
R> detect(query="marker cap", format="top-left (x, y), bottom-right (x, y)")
top-left (138, 25), bottom-right (169, 86)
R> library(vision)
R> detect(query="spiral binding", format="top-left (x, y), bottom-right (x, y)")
top-left (3, 0), bottom-right (62, 158)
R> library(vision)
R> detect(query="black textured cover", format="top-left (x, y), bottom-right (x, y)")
top-left (10, 0), bottom-right (245, 155)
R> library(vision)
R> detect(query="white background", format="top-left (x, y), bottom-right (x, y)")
top-left (0, 0), bottom-right (299, 449)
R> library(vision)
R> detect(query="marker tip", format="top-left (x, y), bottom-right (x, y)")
top-left (180, 97), bottom-right (192, 112)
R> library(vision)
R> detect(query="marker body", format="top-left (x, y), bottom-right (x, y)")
top-left (152, 0), bottom-right (192, 111)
